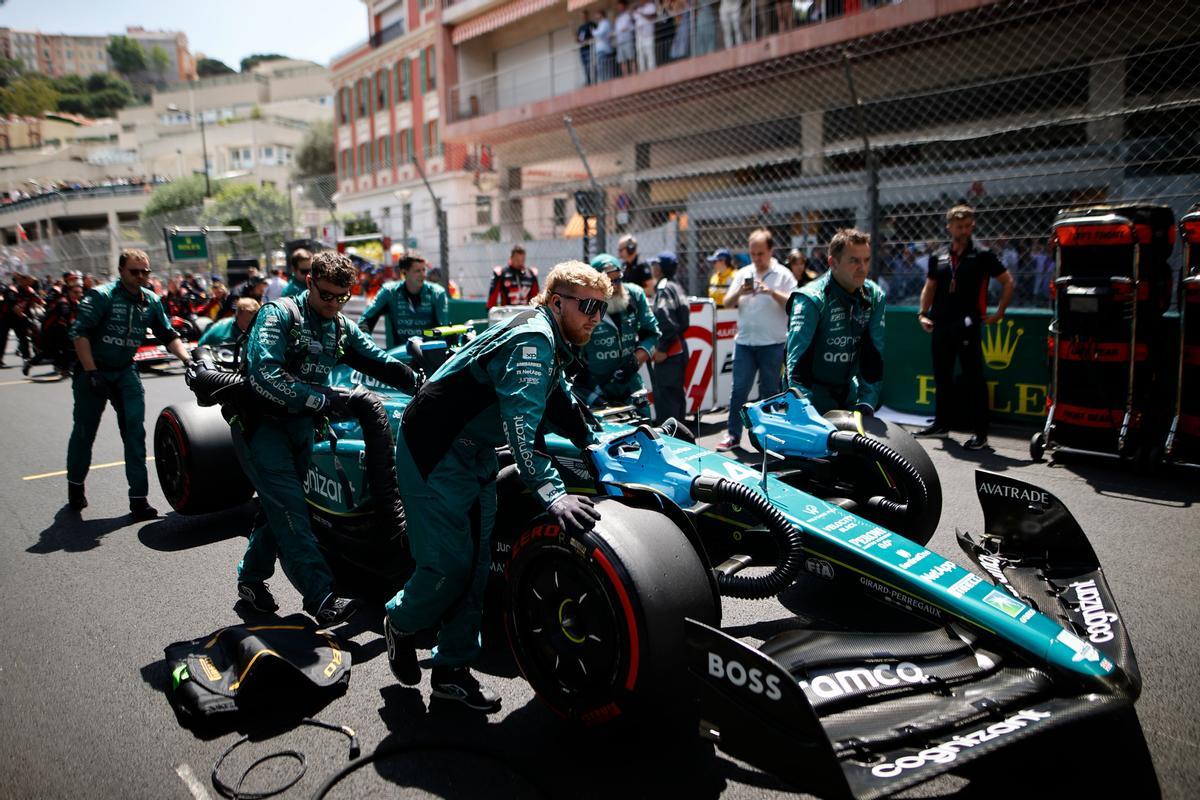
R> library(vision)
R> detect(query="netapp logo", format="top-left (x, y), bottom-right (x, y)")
top-left (978, 482), bottom-right (1049, 505)
top-left (706, 652), bottom-right (783, 701)
top-left (871, 709), bottom-right (1052, 778)
top-left (799, 662), bottom-right (926, 700)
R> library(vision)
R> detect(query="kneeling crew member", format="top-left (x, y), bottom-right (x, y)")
top-left (67, 249), bottom-right (193, 517)
top-left (233, 251), bottom-right (419, 626)
top-left (384, 261), bottom-right (607, 711)
top-left (785, 229), bottom-right (886, 415)
top-left (575, 253), bottom-right (659, 409)
top-left (197, 297), bottom-right (260, 349)
top-left (359, 252), bottom-right (450, 349)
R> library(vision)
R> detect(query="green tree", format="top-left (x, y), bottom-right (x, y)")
top-left (240, 53), bottom-right (288, 73)
top-left (0, 74), bottom-right (59, 116)
top-left (52, 74), bottom-right (86, 94)
top-left (294, 118), bottom-right (335, 178)
top-left (149, 45), bottom-right (171, 87)
top-left (51, 73), bottom-right (134, 118)
top-left (139, 174), bottom-right (215, 242)
top-left (0, 58), bottom-right (25, 89)
top-left (204, 182), bottom-right (293, 253)
top-left (343, 216), bottom-right (380, 236)
top-left (197, 57), bottom-right (235, 77)
top-left (107, 36), bottom-right (147, 76)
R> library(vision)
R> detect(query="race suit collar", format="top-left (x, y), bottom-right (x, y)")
top-left (823, 270), bottom-right (870, 308)
top-left (114, 281), bottom-right (147, 305)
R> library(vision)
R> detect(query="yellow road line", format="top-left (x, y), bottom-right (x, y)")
top-left (23, 457), bottom-right (154, 481)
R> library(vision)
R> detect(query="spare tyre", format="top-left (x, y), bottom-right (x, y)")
top-left (505, 497), bottom-right (718, 724)
top-left (154, 402), bottom-right (253, 515)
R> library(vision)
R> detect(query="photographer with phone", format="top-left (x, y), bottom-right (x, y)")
top-left (718, 229), bottom-right (797, 451)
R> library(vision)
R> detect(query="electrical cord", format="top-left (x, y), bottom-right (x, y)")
top-left (211, 718), bottom-right (359, 800)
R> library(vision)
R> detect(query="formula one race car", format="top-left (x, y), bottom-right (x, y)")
top-left (154, 345), bottom-right (1140, 800)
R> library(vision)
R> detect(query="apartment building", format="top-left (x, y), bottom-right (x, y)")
top-left (330, 0), bottom-right (497, 256)
top-left (438, 0), bottom-right (1199, 285)
top-left (0, 26), bottom-right (191, 80)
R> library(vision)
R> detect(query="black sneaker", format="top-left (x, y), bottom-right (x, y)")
top-left (237, 581), bottom-right (279, 613)
top-left (68, 482), bottom-right (88, 511)
top-left (915, 424), bottom-right (950, 437)
top-left (964, 436), bottom-right (990, 451)
top-left (430, 667), bottom-right (502, 713)
top-left (384, 616), bottom-right (421, 685)
top-left (21, 358), bottom-right (30, 376)
top-left (129, 498), bottom-right (158, 520)
top-left (313, 593), bottom-right (359, 627)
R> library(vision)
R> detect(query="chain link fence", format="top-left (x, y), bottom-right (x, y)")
top-left (1, 173), bottom-right (342, 285)
top-left (464, 0), bottom-right (1199, 307)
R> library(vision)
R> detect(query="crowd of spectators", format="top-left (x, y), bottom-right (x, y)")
top-left (875, 236), bottom-right (1056, 307)
top-left (1, 175), bottom-right (169, 207)
top-left (576, 0), bottom-right (903, 83)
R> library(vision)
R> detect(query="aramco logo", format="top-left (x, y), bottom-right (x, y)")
top-left (983, 319), bottom-right (1023, 370)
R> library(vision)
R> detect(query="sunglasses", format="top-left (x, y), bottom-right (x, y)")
top-left (296, 267), bottom-right (312, 275)
top-left (126, 268), bottom-right (152, 276)
top-left (313, 285), bottom-right (352, 304)
top-left (555, 291), bottom-right (605, 317)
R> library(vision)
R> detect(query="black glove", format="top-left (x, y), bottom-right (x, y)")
top-left (85, 370), bottom-right (108, 400)
top-left (609, 354), bottom-right (639, 384)
top-left (548, 494), bottom-right (602, 534)
top-left (854, 403), bottom-right (875, 417)
top-left (315, 386), bottom-right (355, 418)
top-left (183, 360), bottom-right (201, 388)
top-left (384, 360), bottom-right (422, 396)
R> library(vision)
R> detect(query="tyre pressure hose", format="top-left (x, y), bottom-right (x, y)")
top-left (827, 430), bottom-right (929, 520)
top-left (690, 476), bottom-right (805, 600)
top-left (343, 388), bottom-right (407, 545)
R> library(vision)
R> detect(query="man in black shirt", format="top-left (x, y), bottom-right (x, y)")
top-left (916, 205), bottom-right (1013, 450)
top-left (618, 234), bottom-right (653, 293)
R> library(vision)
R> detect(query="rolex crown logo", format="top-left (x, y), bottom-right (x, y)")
top-left (983, 319), bottom-right (1023, 370)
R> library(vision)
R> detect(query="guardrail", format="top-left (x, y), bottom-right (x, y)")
top-left (0, 183), bottom-right (156, 215)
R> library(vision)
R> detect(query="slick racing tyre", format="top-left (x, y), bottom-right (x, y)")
top-left (505, 498), bottom-right (718, 724)
top-left (154, 402), bottom-right (253, 515)
top-left (824, 411), bottom-right (942, 545)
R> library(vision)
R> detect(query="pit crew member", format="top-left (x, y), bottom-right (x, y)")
top-left (383, 261), bottom-right (607, 712)
top-left (785, 228), bottom-right (886, 415)
top-left (358, 252), bottom-right (450, 348)
top-left (67, 249), bottom-right (193, 517)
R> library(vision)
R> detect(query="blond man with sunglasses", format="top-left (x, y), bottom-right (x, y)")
top-left (383, 261), bottom-right (608, 711)
top-left (232, 251), bottom-right (420, 627)
top-left (67, 248), bottom-right (193, 518)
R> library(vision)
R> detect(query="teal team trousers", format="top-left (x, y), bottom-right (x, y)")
top-left (233, 416), bottom-right (336, 614)
top-left (66, 366), bottom-right (149, 498)
top-left (385, 434), bottom-right (497, 668)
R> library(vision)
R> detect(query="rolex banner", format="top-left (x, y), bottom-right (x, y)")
top-left (881, 307), bottom-right (1052, 424)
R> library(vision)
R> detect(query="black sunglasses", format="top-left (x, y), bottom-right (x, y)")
top-left (312, 285), bottom-right (351, 304)
top-left (555, 291), bottom-right (605, 316)
top-left (126, 268), bottom-right (151, 276)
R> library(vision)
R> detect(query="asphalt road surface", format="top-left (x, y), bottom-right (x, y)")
top-left (0, 336), bottom-right (1197, 799)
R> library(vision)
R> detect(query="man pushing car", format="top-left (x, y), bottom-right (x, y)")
top-left (231, 251), bottom-right (419, 627)
top-left (383, 261), bottom-right (607, 712)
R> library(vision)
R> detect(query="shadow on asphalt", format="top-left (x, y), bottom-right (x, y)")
top-left (27, 505), bottom-right (132, 554)
top-left (137, 502), bottom-right (255, 552)
top-left (1045, 450), bottom-right (1196, 507)
top-left (357, 685), bottom-right (731, 800)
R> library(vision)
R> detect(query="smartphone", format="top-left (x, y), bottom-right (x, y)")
top-left (744, 276), bottom-right (756, 291)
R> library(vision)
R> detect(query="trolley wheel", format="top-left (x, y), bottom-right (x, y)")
top-left (1029, 432), bottom-right (1046, 462)
top-left (1134, 444), bottom-right (1162, 476)
top-left (505, 498), bottom-right (718, 725)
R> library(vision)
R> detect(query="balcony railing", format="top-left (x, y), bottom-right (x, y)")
top-left (370, 19), bottom-right (408, 49)
top-left (448, 0), bottom-right (883, 123)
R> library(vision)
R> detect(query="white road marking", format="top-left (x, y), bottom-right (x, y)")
top-left (175, 763), bottom-right (212, 800)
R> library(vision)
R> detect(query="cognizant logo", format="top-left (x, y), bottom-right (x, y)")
top-left (871, 709), bottom-right (1051, 778)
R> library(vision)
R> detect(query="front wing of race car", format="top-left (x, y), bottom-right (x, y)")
top-left (686, 470), bottom-right (1140, 800)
